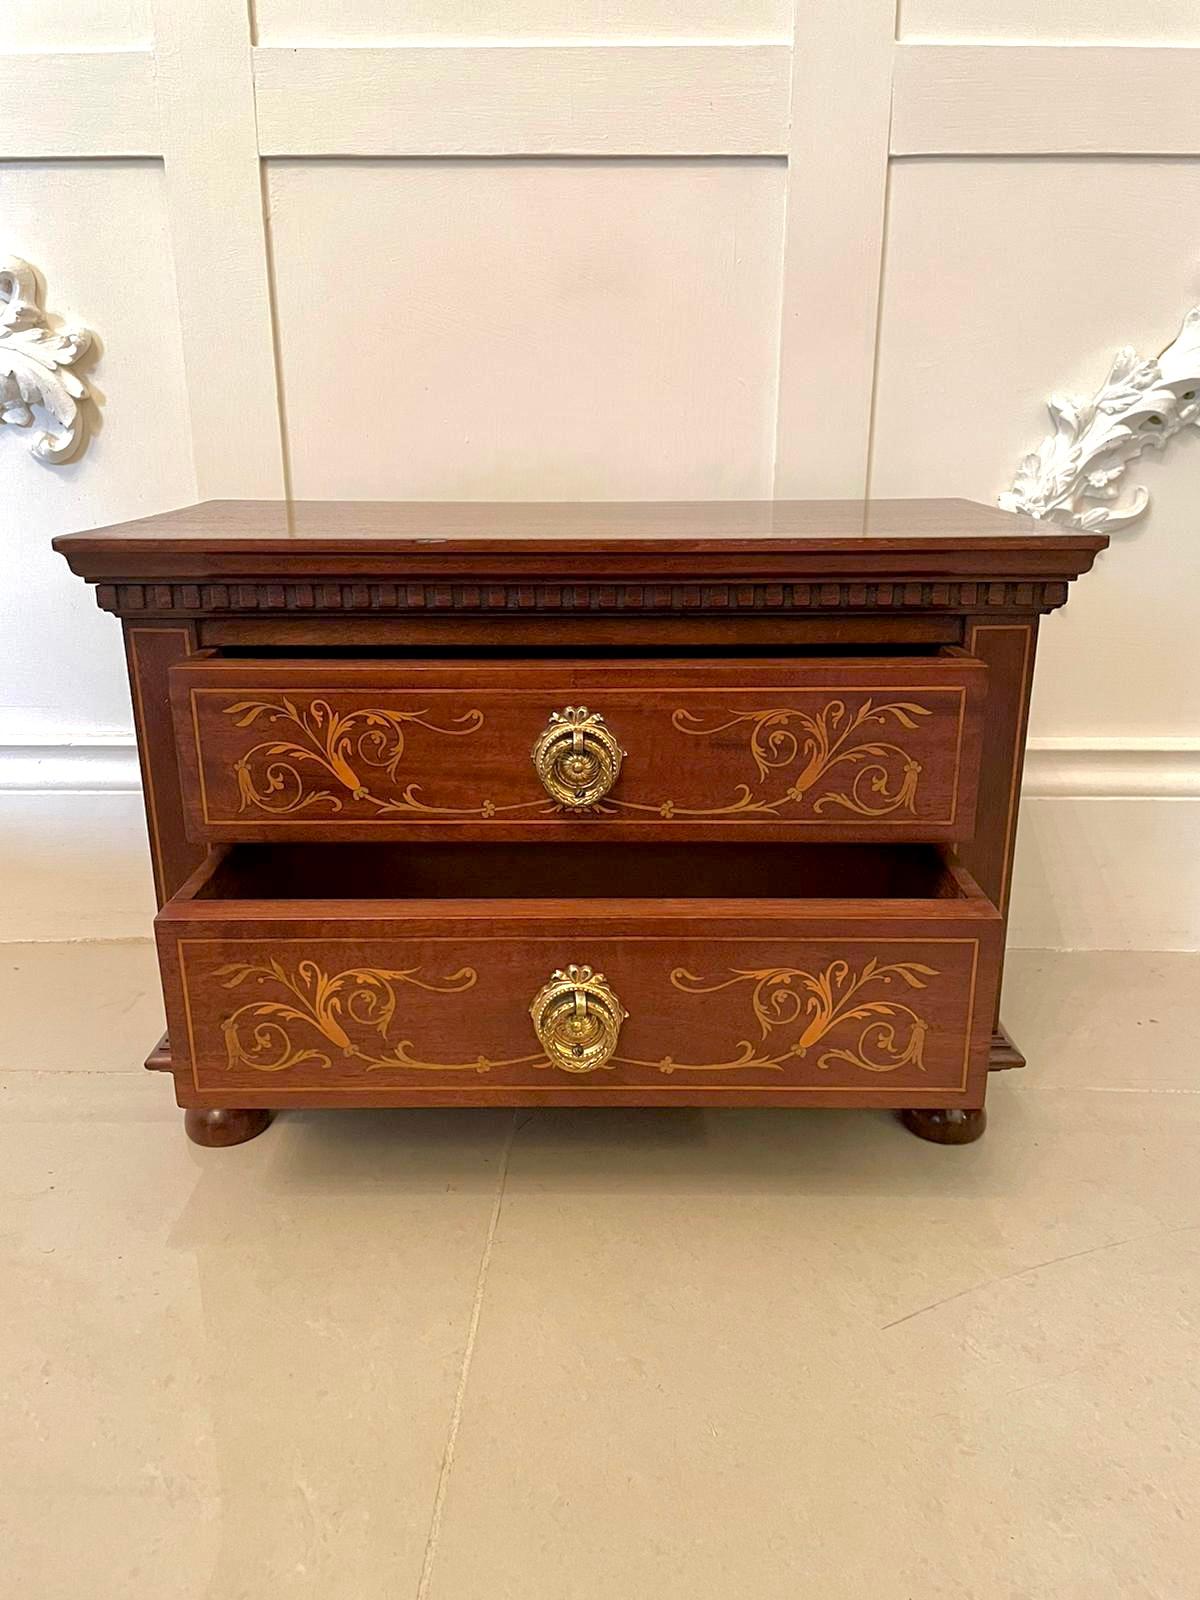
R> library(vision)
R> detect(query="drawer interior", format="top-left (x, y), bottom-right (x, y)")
top-left (204, 643), bottom-right (958, 661)
top-left (192, 842), bottom-right (977, 903)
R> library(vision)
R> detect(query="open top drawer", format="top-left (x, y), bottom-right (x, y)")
top-left (169, 651), bottom-right (987, 843)
top-left (155, 842), bottom-right (1003, 1109)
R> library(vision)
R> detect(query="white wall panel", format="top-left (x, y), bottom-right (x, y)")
top-left (899, 0), bottom-right (1200, 44)
top-left (3, 0), bottom-right (150, 50)
top-left (267, 158), bottom-right (785, 500)
top-left (0, 161), bottom-right (195, 745)
top-left (254, 0), bottom-right (791, 46)
top-left (0, 54), bottom-right (158, 158)
top-left (891, 45), bottom-right (1200, 155)
top-left (253, 45), bottom-right (789, 157)
top-left (870, 156), bottom-right (1200, 742)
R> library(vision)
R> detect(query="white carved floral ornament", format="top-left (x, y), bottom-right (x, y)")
top-left (1001, 304), bottom-right (1200, 531)
top-left (0, 256), bottom-right (94, 463)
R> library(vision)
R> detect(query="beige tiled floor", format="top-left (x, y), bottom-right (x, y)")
top-left (2, 944), bottom-right (1197, 1599)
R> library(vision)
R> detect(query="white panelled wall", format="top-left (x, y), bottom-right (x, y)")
top-left (1, 0), bottom-right (1198, 947)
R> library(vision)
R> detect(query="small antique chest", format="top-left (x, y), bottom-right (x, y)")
top-left (55, 498), bottom-right (1104, 1147)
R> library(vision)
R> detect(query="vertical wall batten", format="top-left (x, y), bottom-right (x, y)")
top-left (150, 0), bottom-right (286, 499)
top-left (773, 2), bottom-right (897, 498)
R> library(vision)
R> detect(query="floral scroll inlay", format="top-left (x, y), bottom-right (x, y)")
top-left (619, 959), bottom-right (938, 1075)
top-left (214, 959), bottom-right (527, 1074)
top-left (664, 700), bottom-right (928, 819)
top-left (600, 698), bottom-right (932, 821)
top-left (218, 692), bottom-right (935, 824)
top-left (208, 954), bottom-right (939, 1081)
top-left (222, 696), bottom-right (521, 818)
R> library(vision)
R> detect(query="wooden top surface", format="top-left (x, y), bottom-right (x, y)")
top-left (54, 500), bottom-right (1107, 595)
top-left (56, 497), bottom-right (1102, 558)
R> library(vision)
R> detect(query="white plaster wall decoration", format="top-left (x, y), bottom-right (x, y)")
top-left (0, 257), bottom-right (94, 463)
top-left (1000, 305), bottom-right (1200, 531)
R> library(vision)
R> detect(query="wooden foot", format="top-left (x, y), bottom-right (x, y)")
top-left (988, 1025), bottom-right (1025, 1072)
top-left (145, 1032), bottom-right (172, 1073)
top-left (184, 1107), bottom-right (274, 1148)
top-left (899, 1106), bottom-right (987, 1145)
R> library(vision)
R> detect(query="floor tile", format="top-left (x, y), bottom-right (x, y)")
top-left (0, 1070), bottom-right (513, 1600)
top-left (422, 1083), bottom-right (1200, 1600)
top-left (1002, 948), bottom-right (1200, 1091)
top-left (0, 939), bottom-right (162, 1072)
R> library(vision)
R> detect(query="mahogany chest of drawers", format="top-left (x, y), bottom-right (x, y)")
top-left (55, 499), bottom-right (1105, 1148)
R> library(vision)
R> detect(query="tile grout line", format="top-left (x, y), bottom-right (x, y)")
top-left (414, 1111), bottom-right (518, 1600)
top-left (1005, 1083), bottom-right (1200, 1096)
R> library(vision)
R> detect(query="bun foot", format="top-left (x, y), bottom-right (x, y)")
top-left (184, 1107), bottom-right (274, 1148)
top-left (899, 1106), bottom-right (987, 1145)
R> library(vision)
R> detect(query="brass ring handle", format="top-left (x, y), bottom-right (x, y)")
top-left (531, 705), bottom-right (625, 811)
top-left (529, 964), bottom-right (628, 1073)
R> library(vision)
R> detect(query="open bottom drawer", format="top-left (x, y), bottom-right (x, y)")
top-left (156, 844), bottom-right (1003, 1110)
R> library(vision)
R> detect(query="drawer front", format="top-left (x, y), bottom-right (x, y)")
top-left (170, 655), bottom-right (986, 842)
top-left (157, 895), bottom-right (1001, 1112)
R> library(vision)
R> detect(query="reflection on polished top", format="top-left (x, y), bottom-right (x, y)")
top-left (53, 497), bottom-right (1108, 583)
